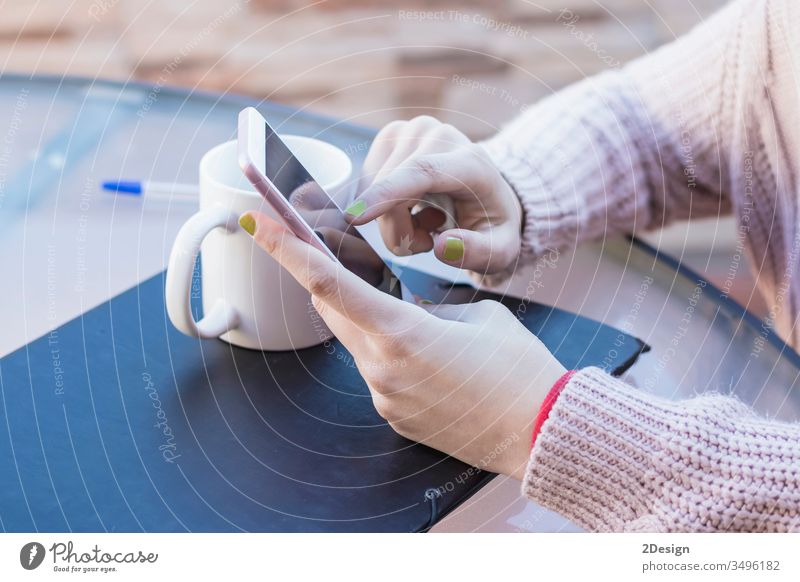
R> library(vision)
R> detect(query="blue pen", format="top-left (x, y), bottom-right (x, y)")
top-left (102, 179), bottom-right (197, 202)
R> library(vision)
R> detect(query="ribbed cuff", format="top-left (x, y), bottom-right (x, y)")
top-left (521, 366), bottom-right (800, 532)
top-left (480, 139), bottom-right (571, 261)
top-left (523, 367), bottom-right (678, 532)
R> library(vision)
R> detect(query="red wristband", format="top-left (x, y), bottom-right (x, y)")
top-left (530, 370), bottom-right (576, 450)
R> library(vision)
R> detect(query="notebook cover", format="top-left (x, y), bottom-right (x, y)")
top-left (0, 270), bottom-right (648, 532)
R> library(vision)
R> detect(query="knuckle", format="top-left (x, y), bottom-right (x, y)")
top-left (255, 229), bottom-right (280, 256)
top-left (373, 397), bottom-right (404, 428)
top-left (387, 419), bottom-right (410, 439)
top-left (477, 299), bottom-right (508, 318)
top-left (433, 123), bottom-right (470, 147)
top-left (410, 115), bottom-right (439, 128)
top-left (367, 368), bottom-right (393, 397)
top-left (377, 120), bottom-right (406, 139)
top-left (475, 298), bottom-right (495, 310)
top-left (430, 123), bottom-right (458, 140)
top-left (371, 394), bottom-right (390, 419)
top-left (412, 156), bottom-right (440, 180)
top-left (382, 330), bottom-right (415, 358)
top-left (306, 271), bottom-right (339, 300)
top-left (367, 327), bottom-right (413, 360)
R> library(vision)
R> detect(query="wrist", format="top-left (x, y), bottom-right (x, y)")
top-left (531, 370), bottom-right (576, 450)
top-left (507, 359), bottom-right (567, 480)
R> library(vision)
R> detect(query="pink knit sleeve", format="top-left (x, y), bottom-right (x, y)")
top-left (480, 0), bottom-right (769, 266)
top-left (523, 367), bottom-right (800, 532)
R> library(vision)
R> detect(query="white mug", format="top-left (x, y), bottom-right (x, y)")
top-left (165, 137), bottom-right (352, 350)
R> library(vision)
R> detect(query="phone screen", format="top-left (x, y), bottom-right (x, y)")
top-left (262, 123), bottom-right (405, 299)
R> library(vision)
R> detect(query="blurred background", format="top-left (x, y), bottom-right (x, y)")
top-left (1, 0), bottom-right (727, 139)
top-left (2, 0), bottom-right (762, 312)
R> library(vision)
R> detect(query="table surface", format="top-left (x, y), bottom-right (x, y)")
top-left (1, 74), bottom-right (798, 533)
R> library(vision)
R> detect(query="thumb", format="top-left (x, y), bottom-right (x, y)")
top-left (434, 224), bottom-right (519, 274)
top-left (240, 210), bottom-right (412, 334)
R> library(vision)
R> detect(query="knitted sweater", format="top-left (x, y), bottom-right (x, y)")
top-left (484, 0), bottom-right (800, 532)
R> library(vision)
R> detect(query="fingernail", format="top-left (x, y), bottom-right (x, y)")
top-left (345, 199), bottom-right (366, 217)
top-left (419, 299), bottom-right (433, 305)
top-left (239, 214), bottom-right (256, 236)
top-left (443, 237), bottom-right (464, 261)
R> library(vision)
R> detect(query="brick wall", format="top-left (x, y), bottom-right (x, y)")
top-left (1, 0), bottom-right (726, 137)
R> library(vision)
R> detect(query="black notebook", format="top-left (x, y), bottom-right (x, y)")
top-left (0, 270), bottom-right (648, 532)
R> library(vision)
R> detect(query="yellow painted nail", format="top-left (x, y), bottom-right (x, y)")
top-left (345, 199), bottom-right (366, 217)
top-left (443, 237), bottom-right (464, 261)
top-left (239, 214), bottom-right (256, 236)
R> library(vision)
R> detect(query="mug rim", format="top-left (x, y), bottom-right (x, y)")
top-left (199, 136), bottom-right (353, 198)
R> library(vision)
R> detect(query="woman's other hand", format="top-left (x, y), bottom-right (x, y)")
top-left (240, 211), bottom-right (565, 479)
top-left (346, 116), bottom-right (523, 275)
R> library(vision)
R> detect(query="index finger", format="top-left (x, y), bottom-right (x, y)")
top-left (346, 150), bottom-right (488, 225)
top-left (240, 211), bottom-right (420, 334)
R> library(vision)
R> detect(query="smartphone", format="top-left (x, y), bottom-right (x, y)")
top-left (238, 107), bottom-right (409, 299)
top-left (238, 107), bottom-right (336, 260)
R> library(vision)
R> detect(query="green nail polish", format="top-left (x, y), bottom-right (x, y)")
top-left (239, 214), bottom-right (256, 236)
top-left (419, 299), bottom-right (433, 305)
top-left (345, 199), bottom-right (366, 217)
top-left (443, 237), bottom-right (464, 261)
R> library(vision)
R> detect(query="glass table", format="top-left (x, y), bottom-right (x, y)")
top-left (1, 74), bottom-right (798, 532)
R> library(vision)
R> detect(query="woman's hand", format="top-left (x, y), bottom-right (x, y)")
top-left (346, 116), bottom-right (523, 275)
top-left (240, 211), bottom-right (566, 479)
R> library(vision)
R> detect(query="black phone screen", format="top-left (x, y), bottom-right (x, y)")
top-left (263, 122), bottom-right (404, 299)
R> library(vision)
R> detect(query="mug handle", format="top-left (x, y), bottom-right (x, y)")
top-left (166, 206), bottom-right (241, 338)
